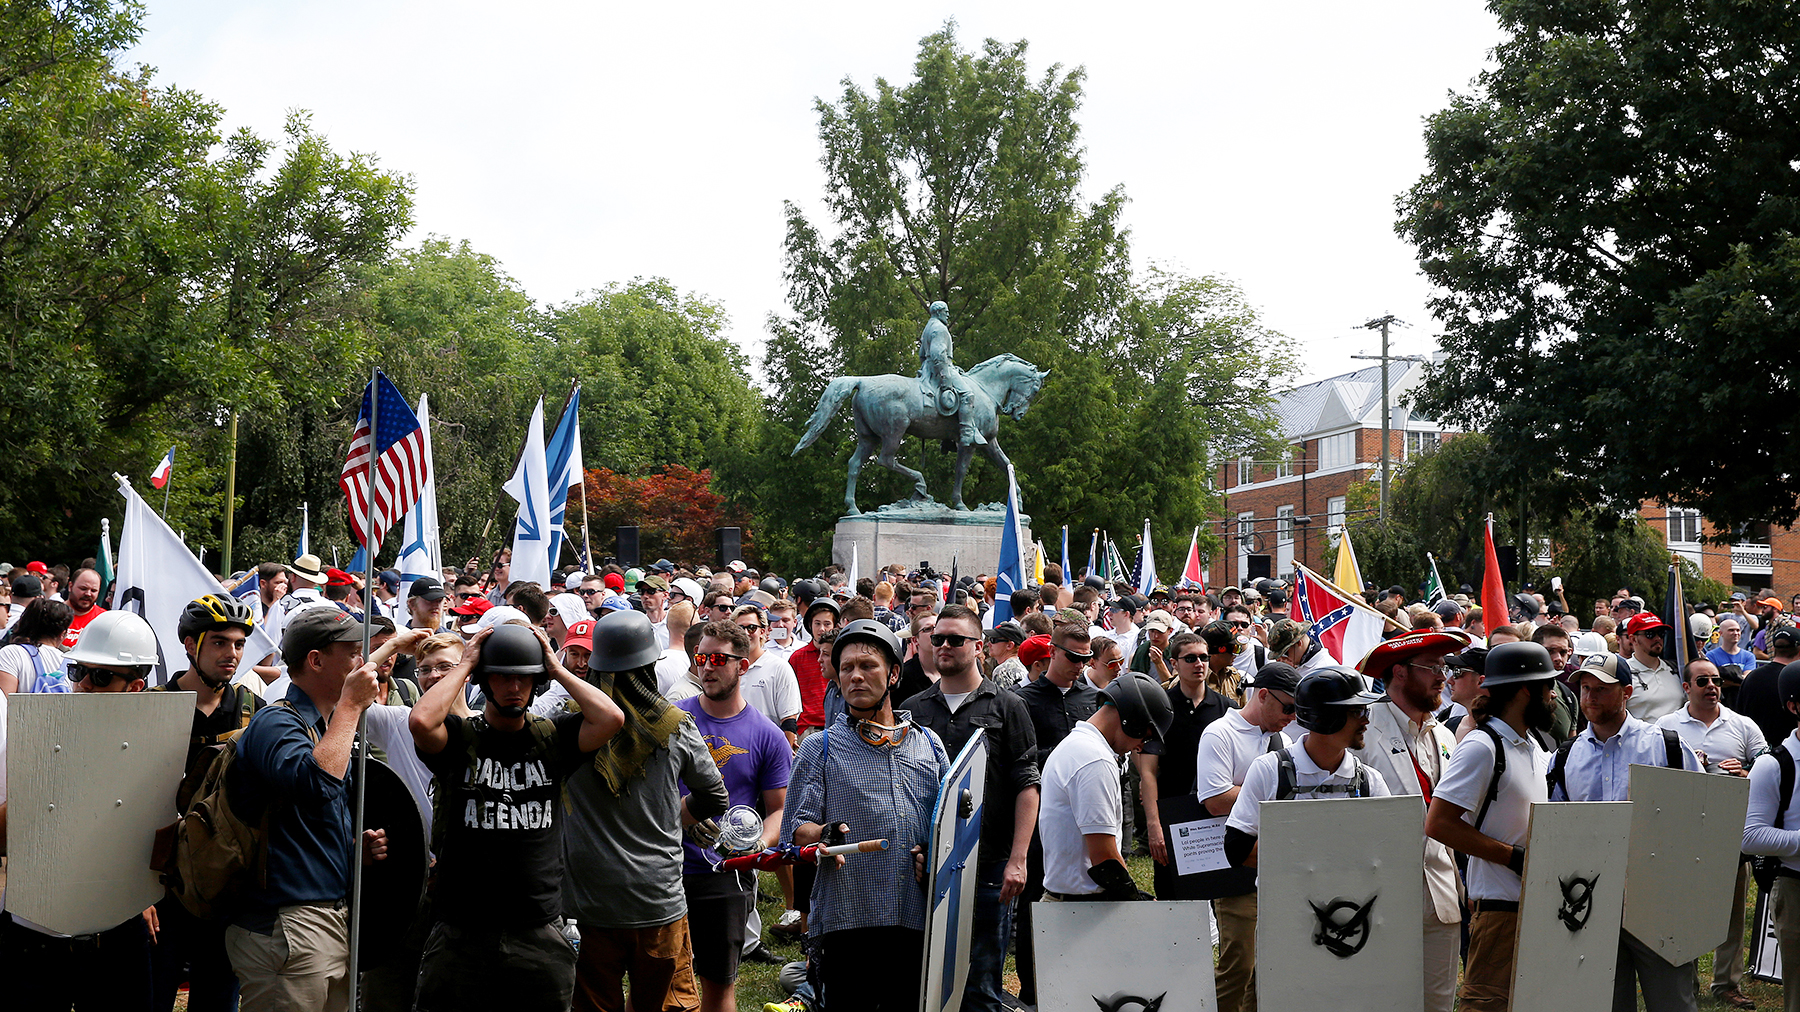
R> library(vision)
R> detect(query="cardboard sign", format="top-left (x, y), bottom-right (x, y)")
top-left (1035, 900), bottom-right (1216, 1011)
top-left (1623, 763), bottom-right (1751, 965)
top-left (1512, 801), bottom-right (1633, 1010)
top-left (1257, 795), bottom-right (1424, 1012)
top-left (7, 692), bottom-right (190, 935)
top-left (919, 729), bottom-right (986, 1012)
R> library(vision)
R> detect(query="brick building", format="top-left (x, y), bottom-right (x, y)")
top-left (1214, 361), bottom-right (1448, 589)
top-left (1643, 505), bottom-right (1800, 599)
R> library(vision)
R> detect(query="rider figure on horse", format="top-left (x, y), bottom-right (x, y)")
top-left (918, 300), bottom-right (986, 447)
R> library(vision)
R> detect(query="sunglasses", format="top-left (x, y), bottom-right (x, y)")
top-left (455, 592), bottom-right (481, 601)
top-left (1177, 653), bottom-right (1206, 665)
top-left (737, 622), bottom-right (765, 632)
top-left (577, 588), bottom-right (599, 597)
top-left (1691, 675), bottom-right (1720, 686)
top-left (1060, 646), bottom-right (1094, 664)
top-left (1228, 620), bottom-right (1251, 629)
top-left (694, 652), bottom-right (745, 668)
top-left (69, 663), bottom-right (131, 688)
top-left (1267, 690), bottom-right (1298, 715)
top-left (929, 632), bottom-right (976, 648)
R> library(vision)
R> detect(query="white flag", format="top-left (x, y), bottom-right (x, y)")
top-left (847, 543), bottom-right (860, 590)
top-left (503, 398), bottom-right (553, 590)
top-left (111, 476), bottom-right (282, 688)
top-left (395, 393), bottom-right (443, 612)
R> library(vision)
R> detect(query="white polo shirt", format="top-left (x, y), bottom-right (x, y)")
top-left (1226, 735), bottom-right (1393, 838)
top-left (1038, 721), bottom-right (1123, 896)
top-left (1433, 716), bottom-right (1549, 901)
top-left (1656, 704), bottom-right (1769, 774)
top-left (1623, 656), bottom-right (1684, 721)
top-left (741, 651), bottom-right (801, 724)
top-left (1194, 707), bottom-right (1293, 804)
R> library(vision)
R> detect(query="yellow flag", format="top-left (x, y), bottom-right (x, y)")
top-left (1033, 540), bottom-right (1046, 584)
top-left (1334, 527), bottom-right (1365, 592)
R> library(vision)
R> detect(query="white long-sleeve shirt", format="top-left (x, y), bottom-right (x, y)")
top-left (1744, 731), bottom-right (1800, 872)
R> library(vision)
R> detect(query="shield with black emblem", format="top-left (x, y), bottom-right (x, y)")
top-left (1513, 801), bottom-right (1632, 1010)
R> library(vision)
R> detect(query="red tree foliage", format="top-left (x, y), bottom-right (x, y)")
top-left (576, 465), bottom-right (755, 567)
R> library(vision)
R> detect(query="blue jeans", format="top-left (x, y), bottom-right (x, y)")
top-left (965, 861), bottom-right (1015, 1012)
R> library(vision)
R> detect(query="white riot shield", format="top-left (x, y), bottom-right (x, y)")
top-left (1257, 795), bottom-right (1424, 1012)
top-left (1624, 763), bottom-right (1751, 965)
top-left (1512, 801), bottom-right (1633, 1009)
top-left (7, 692), bottom-right (190, 934)
top-left (920, 729), bottom-right (986, 1012)
top-left (1036, 900), bottom-right (1215, 1010)
top-left (1749, 887), bottom-right (1783, 981)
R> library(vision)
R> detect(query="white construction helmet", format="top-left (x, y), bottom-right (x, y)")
top-left (64, 610), bottom-right (161, 667)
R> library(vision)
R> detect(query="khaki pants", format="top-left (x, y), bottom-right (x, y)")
top-left (573, 916), bottom-right (700, 1012)
top-left (1713, 860), bottom-right (1750, 994)
top-left (1212, 892), bottom-right (1257, 1012)
top-left (1423, 914), bottom-right (1459, 1012)
top-left (1774, 877), bottom-right (1800, 1012)
top-left (1458, 907), bottom-right (1519, 1012)
top-left (225, 904), bottom-right (350, 1012)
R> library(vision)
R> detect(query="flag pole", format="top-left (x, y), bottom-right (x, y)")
top-left (347, 368), bottom-right (378, 1011)
top-left (222, 410), bottom-right (238, 575)
top-left (162, 455), bottom-right (173, 519)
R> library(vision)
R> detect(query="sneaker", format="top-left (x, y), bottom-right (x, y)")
top-left (771, 908), bottom-right (806, 936)
top-left (1714, 987), bottom-right (1757, 1009)
top-left (764, 1002), bottom-right (807, 1012)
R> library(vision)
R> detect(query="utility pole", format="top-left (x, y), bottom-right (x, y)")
top-left (1350, 316), bottom-right (1424, 524)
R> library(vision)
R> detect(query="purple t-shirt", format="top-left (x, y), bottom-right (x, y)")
top-left (678, 695), bottom-right (793, 875)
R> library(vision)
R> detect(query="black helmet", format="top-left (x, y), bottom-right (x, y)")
top-left (792, 579), bottom-right (822, 604)
top-left (588, 609), bottom-right (661, 672)
top-left (1779, 660), bottom-right (1800, 703)
top-left (1293, 668), bottom-right (1387, 735)
top-left (1200, 620), bottom-right (1236, 653)
top-left (1098, 671), bottom-right (1174, 754)
top-left (177, 594), bottom-right (255, 643)
top-left (759, 576), bottom-right (784, 597)
top-left (805, 597), bottom-right (841, 627)
top-left (1082, 574), bottom-right (1108, 591)
top-left (831, 618), bottom-right (903, 672)
top-left (1480, 641), bottom-right (1558, 687)
top-left (475, 623), bottom-right (548, 685)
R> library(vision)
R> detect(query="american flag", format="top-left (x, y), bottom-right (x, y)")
top-left (340, 372), bottom-right (427, 548)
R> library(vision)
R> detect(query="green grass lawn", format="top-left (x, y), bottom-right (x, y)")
top-left (732, 856), bottom-right (1789, 1011)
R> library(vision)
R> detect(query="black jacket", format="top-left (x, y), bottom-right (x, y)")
top-left (902, 678), bottom-right (1041, 867)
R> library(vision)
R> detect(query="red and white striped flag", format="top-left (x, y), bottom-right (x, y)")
top-left (1179, 525), bottom-right (1206, 592)
top-left (339, 372), bottom-right (427, 548)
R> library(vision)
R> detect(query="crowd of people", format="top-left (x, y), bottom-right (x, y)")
top-left (3, 550), bottom-right (1799, 1012)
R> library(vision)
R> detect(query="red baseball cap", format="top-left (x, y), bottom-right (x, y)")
top-left (452, 597), bottom-right (494, 618)
top-left (1624, 612), bottom-right (1669, 637)
top-left (1018, 634), bottom-right (1055, 667)
top-left (326, 568), bottom-right (357, 587)
top-left (563, 620), bottom-right (594, 653)
top-left (25, 561), bottom-right (48, 576)
top-left (603, 572), bottom-right (625, 591)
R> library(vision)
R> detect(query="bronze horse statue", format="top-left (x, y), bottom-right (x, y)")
top-left (792, 352), bottom-right (1048, 515)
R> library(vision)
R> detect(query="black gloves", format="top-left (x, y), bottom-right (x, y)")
top-left (1087, 858), bottom-right (1153, 901)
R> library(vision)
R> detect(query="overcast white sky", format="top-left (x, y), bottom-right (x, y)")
top-left (125, 1), bottom-right (1504, 384)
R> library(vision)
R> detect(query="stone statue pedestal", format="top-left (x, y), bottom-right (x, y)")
top-left (832, 500), bottom-right (1030, 579)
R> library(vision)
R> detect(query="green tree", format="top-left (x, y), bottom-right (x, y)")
top-left (718, 24), bottom-right (1292, 574)
top-left (1398, 0), bottom-right (1800, 531)
top-left (0, 0), bottom-right (412, 562)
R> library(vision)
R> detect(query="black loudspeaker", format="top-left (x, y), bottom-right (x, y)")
top-left (716, 527), bottom-right (742, 569)
top-left (616, 526), bottom-right (640, 568)
top-left (1246, 555), bottom-right (1272, 581)
top-left (1496, 545), bottom-right (1518, 584)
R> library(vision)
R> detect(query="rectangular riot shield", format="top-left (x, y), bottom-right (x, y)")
top-left (919, 728), bottom-right (986, 1012)
top-left (1749, 887), bottom-right (1783, 981)
top-left (1624, 763), bottom-right (1751, 965)
top-left (7, 692), bottom-right (190, 935)
top-left (1512, 800), bottom-right (1633, 1010)
top-left (1256, 795), bottom-right (1424, 1012)
top-left (1035, 900), bottom-right (1216, 1011)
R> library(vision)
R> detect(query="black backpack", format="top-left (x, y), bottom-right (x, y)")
top-left (1752, 745), bottom-right (1795, 891)
top-left (1273, 747), bottom-right (1378, 800)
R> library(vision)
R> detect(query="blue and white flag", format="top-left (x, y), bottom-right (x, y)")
top-left (1086, 530), bottom-right (1098, 582)
top-left (544, 387), bottom-right (583, 573)
top-left (504, 398), bottom-right (553, 590)
top-left (395, 393), bottom-right (443, 590)
top-left (1059, 526), bottom-right (1071, 587)
top-left (297, 502), bottom-right (310, 559)
top-left (991, 465), bottom-right (1027, 625)
top-left (232, 573), bottom-right (259, 601)
top-left (1135, 518), bottom-right (1157, 596)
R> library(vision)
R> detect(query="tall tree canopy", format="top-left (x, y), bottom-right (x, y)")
top-left (1399, 0), bottom-right (1800, 532)
top-left (719, 24), bottom-right (1295, 573)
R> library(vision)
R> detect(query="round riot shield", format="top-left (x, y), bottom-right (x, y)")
top-left (356, 755), bottom-right (429, 966)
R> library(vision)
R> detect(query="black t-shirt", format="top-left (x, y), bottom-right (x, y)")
top-left (156, 677), bottom-right (265, 772)
top-left (1156, 683), bottom-right (1230, 798)
top-left (896, 657), bottom-right (933, 705)
top-left (1738, 662), bottom-right (1796, 749)
top-left (422, 711), bottom-right (590, 928)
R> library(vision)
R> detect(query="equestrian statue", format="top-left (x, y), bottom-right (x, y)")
top-left (792, 301), bottom-right (1048, 516)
